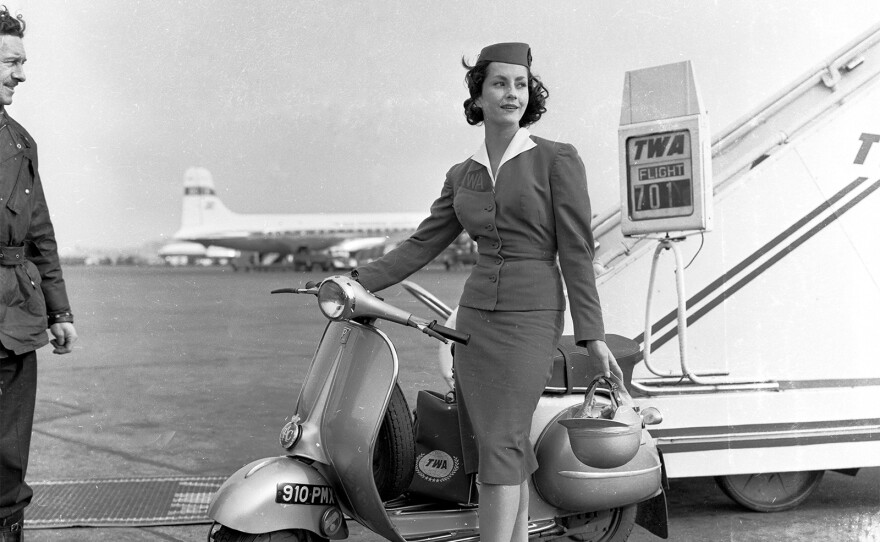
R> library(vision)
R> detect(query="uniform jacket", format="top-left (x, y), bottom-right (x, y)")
top-left (355, 129), bottom-right (605, 345)
top-left (0, 111), bottom-right (71, 355)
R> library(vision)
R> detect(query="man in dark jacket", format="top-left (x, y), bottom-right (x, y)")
top-left (0, 9), bottom-right (78, 541)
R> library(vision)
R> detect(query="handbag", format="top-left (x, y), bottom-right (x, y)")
top-left (409, 390), bottom-right (477, 504)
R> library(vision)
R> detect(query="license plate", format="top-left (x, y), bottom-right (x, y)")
top-left (275, 483), bottom-right (336, 505)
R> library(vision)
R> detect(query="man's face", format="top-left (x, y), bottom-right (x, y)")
top-left (0, 35), bottom-right (25, 106)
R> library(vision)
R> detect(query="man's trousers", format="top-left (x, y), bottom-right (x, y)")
top-left (0, 351), bottom-right (36, 523)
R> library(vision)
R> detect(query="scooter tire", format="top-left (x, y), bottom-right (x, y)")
top-left (212, 527), bottom-right (327, 542)
top-left (562, 504), bottom-right (637, 542)
top-left (373, 383), bottom-right (415, 501)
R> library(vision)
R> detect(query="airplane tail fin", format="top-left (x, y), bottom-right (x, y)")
top-left (180, 167), bottom-right (236, 231)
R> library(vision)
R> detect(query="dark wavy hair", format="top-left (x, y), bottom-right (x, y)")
top-left (0, 6), bottom-right (25, 37)
top-left (461, 58), bottom-right (548, 127)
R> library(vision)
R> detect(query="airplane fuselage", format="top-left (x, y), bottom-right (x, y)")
top-left (167, 167), bottom-right (425, 260)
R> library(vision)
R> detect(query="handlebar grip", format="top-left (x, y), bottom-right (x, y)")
top-left (428, 322), bottom-right (470, 345)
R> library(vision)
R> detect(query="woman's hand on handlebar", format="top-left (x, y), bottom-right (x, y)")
top-left (585, 339), bottom-right (625, 383)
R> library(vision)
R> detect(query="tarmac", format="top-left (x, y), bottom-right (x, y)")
top-left (22, 266), bottom-right (457, 541)
top-left (17, 267), bottom-right (880, 541)
top-left (24, 469), bottom-right (880, 541)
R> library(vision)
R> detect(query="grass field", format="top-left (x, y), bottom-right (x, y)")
top-left (29, 266), bottom-right (468, 481)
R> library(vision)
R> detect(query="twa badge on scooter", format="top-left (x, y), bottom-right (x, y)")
top-left (208, 276), bottom-right (667, 542)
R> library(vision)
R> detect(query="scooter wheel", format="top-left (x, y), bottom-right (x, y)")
top-left (373, 383), bottom-right (415, 500)
top-left (559, 505), bottom-right (637, 542)
top-left (212, 527), bottom-right (327, 542)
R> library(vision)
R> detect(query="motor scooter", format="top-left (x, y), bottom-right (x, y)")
top-left (207, 276), bottom-right (668, 542)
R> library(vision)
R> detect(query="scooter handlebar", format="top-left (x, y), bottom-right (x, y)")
top-left (427, 321), bottom-right (470, 345)
top-left (408, 316), bottom-right (469, 345)
top-left (273, 277), bottom-right (470, 345)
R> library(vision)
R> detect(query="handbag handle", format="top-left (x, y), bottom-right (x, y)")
top-left (577, 375), bottom-right (623, 418)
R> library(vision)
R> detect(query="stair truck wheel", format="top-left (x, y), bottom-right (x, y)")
top-left (715, 470), bottom-right (825, 512)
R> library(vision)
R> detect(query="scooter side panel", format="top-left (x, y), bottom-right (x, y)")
top-left (209, 456), bottom-right (348, 539)
top-left (320, 322), bottom-right (406, 542)
top-left (532, 405), bottom-right (663, 513)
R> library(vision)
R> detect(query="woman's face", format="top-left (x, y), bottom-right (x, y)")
top-left (476, 62), bottom-right (529, 130)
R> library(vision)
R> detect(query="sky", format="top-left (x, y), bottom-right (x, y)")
top-left (5, 0), bottom-right (880, 252)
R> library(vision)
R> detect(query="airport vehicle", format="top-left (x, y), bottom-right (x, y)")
top-left (228, 248), bottom-right (356, 272)
top-left (164, 167), bottom-right (423, 269)
top-left (436, 232), bottom-right (478, 270)
top-left (290, 249), bottom-right (354, 272)
top-left (207, 275), bottom-right (667, 542)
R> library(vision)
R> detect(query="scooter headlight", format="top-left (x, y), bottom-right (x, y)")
top-left (317, 279), bottom-right (351, 320)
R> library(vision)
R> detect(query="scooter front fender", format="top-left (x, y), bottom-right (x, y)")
top-left (209, 456), bottom-right (348, 539)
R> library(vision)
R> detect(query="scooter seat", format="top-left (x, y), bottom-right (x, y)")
top-left (544, 333), bottom-right (641, 395)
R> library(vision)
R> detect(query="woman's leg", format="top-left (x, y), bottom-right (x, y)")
top-left (480, 480), bottom-right (529, 542)
top-left (511, 479), bottom-right (530, 542)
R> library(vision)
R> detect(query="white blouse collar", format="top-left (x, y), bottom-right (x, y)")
top-left (472, 127), bottom-right (536, 183)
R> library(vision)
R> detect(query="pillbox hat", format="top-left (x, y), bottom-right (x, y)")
top-left (478, 42), bottom-right (532, 68)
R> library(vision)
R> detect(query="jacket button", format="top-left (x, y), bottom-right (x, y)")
top-left (484, 204), bottom-right (494, 212)
top-left (484, 224), bottom-right (494, 231)
top-left (495, 257), bottom-right (502, 265)
top-left (489, 275), bottom-right (497, 283)
top-left (492, 241), bottom-right (499, 249)
top-left (24, 189), bottom-right (30, 194)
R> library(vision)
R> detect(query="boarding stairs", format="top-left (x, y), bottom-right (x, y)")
top-left (591, 23), bottom-right (880, 395)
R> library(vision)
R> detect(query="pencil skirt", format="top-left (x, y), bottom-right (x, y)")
top-left (453, 306), bottom-right (563, 485)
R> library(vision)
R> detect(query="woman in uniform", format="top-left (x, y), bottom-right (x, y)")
top-left (351, 42), bottom-right (624, 542)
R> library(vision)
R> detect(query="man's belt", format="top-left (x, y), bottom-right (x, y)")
top-left (0, 245), bottom-right (25, 266)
